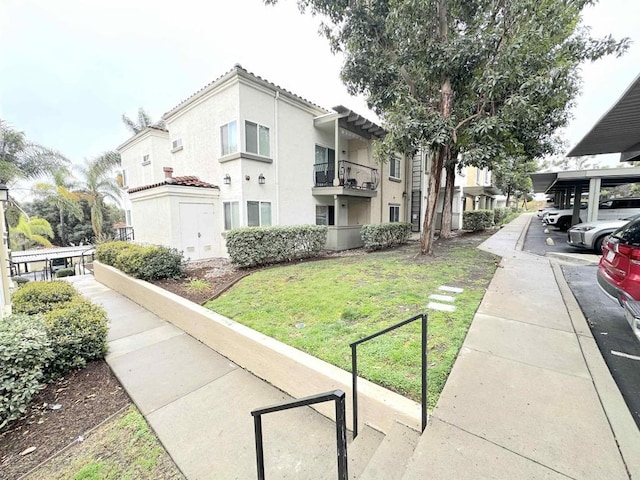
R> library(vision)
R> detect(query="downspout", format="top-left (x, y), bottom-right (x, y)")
top-left (274, 91), bottom-right (280, 224)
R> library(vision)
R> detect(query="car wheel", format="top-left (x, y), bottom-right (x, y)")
top-left (594, 235), bottom-right (607, 254)
top-left (557, 217), bottom-right (571, 231)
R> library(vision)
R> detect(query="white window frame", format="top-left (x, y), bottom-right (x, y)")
top-left (223, 201), bottom-right (240, 230)
top-left (171, 138), bottom-right (183, 152)
top-left (245, 121), bottom-right (270, 157)
top-left (247, 200), bottom-right (272, 227)
top-left (389, 204), bottom-right (400, 222)
top-left (221, 121), bottom-right (238, 156)
top-left (390, 157), bottom-right (401, 179)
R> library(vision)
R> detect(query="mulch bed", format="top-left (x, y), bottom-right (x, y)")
top-left (0, 360), bottom-right (130, 480)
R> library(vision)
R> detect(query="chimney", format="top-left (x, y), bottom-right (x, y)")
top-left (163, 167), bottom-right (175, 183)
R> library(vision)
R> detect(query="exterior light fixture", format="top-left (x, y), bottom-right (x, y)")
top-left (223, 174), bottom-right (231, 185)
top-left (0, 184), bottom-right (8, 203)
top-left (258, 173), bottom-right (265, 185)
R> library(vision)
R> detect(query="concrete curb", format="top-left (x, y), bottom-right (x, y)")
top-left (93, 261), bottom-right (421, 435)
top-left (552, 262), bottom-right (640, 479)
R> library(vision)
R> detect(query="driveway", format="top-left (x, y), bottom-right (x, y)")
top-left (524, 216), bottom-right (640, 429)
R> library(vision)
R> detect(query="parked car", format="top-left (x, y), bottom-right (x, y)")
top-left (567, 214), bottom-right (640, 253)
top-left (545, 198), bottom-right (640, 231)
top-left (598, 216), bottom-right (640, 343)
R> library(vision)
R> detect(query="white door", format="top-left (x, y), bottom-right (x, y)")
top-left (179, 203), bottom-right (217, 260)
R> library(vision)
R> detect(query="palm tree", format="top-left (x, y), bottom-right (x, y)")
top-left (76, 151), bottom-right (122, 242)
top-left (9, 214), bottom-right (54, 250)
top-left (121, 107), bottom-right (165, 135)
top-left (32, 167), bottom-right (84, 246)
top-left (0, 119), bottom-right (69, 185)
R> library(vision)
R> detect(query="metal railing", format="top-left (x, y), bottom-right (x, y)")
top-left (350, 313), bottom-right (428, 438)
top-left (339, 160), bottom-right (379, 190)
top-left (313, 162), bottom-right (336, 187)
top-left (251, 390), bottom-right (348, 480)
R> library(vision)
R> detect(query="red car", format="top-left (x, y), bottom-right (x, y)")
top-left (598, 217), bottom-right (640, 342)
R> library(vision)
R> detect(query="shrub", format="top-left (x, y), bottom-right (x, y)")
top-left (13, 277), bottom-right (30, 287)
top-left (462, 210), bottom-right (494, 232)
top-left (227, 225), bottom-right (328, 268)
top-left (43, 298), bottom-right (109, 378)
top-left (12, 281), bottom-right (79, 316)
top-left (493, 207), bottom-right (509, 226)
top-left (96, 242), bottom-right (186, 281)
top-left (55, 268), bottom-right (75, 278)
top-left (0, 314), bottom-right (54, 430)
top-left (361, 223), bottom-right (412, 250)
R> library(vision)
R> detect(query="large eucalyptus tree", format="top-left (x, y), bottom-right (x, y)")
top-left (267, 0), bottom-right (628, 253)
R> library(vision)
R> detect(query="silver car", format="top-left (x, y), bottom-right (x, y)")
top-left (567, 214), bottom-right (640, 253)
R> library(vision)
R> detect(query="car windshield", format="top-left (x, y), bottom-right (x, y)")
top-left (610, 218), bottom-right (640, 246)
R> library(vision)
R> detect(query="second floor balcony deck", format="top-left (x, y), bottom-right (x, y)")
top-left (312, 160), bottom-right (380, 198)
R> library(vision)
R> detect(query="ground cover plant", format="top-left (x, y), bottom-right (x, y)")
top-left (205, 233), bottom-right (498, 408)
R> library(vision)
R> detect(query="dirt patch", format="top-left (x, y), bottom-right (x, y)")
top-left (0, 360), bottom-right (130, 480)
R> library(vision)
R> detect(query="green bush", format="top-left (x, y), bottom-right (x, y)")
top-left (43, 298), bottom-right (109, 378)
top-left (462, 210), bottom-right (494, 232)
top-left (0, 314), bottom-right (54, 430)
top-left (227, 225), bottom-right (328, 268)
top-left (12, 281), bottom-right (79, 315)
top-left (95, 241), bottom-right (134, 267)
top-left (55, 268), bottom-right (75, 278)
top-left (361, 223), bottom-right (412, 250)
top-left (96, 241), bottom-right (186, 281)
top-left (493, 207), bottom-right (509, 226)
top-left (14, 277), bottom-right (30, 287)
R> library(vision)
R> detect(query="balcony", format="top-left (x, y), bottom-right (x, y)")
top-left (312, 161), bottom-right (379, 198)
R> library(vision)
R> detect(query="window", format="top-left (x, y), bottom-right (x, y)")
top-left (223, 201), bottom-right (239, 230)
top-left (389, 204), bottom-right (400, 222)
top-left (247, 201), bottom-right (272, 227)
top-left (245, 121), bottom-right (270, 156)
top-left (221, 121), bottom-right (238, 156)
top-left (118, 169), bottom-right (128, 189)
top-left (390, 157), bottom-right (401, 179)
top-left (125, 210), bottom-right (132, 226)
top-left (171, 138), bottom-right (183, 152)
top-left (316, 205), bottom-right (335, 226)
top-left (142, 154), bottom-right (150, 165)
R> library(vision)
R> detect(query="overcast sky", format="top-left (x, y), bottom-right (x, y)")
top-left (1, 0), bottom-right (638, 178)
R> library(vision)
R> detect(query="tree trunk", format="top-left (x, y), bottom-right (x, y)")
top-left (505, 188), bottom-right (511, 208)
top-left (440, 161), bottom-right (456, 238)
top-left (58, 208), bottom-right (66, 246)
top-left (420, 145), bottom-right (447, 254)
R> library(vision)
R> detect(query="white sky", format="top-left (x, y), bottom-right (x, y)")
top-left (1, 0), bottom-right (638, 175)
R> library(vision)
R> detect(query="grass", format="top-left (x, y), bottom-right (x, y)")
top-left (205, 238), bottom-right (498, 409)
top-left (27, 406), bottom-right (183, 480)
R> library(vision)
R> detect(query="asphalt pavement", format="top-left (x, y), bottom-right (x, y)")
top-left (524, 216), bottom-right (640, 430)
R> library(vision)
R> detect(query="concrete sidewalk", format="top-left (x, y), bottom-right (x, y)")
top-left (69, 276), bottom-right (341, 480)
top-left (404, 213), bottom-right (640, 479)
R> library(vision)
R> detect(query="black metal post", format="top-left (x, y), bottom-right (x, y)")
top-left (253, 415), bottom-right (265, 480)
top-left (335, 393), bottom-right (348, 480)
top-left (421, 313), bottom-right (428, 432)
top-left (351, 344), bottom-right (358, 438)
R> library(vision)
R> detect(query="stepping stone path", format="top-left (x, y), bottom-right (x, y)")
top-left (426, 285), bottom-right (464, 312)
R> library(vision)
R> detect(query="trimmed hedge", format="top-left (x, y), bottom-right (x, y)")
top-left (12, 281), bottom-right (79, 315)
top-left (493, 207), bottom-right (509, 226)
top-left (43, 298), bottom-right (109, 378)
top-left (55, 268), bottom-right (75, 278)
top-left (96, 242), bottom-right (186, 281)
top-left (226, 225), bottom-right (328, 268)
top-left (462, 210), bottom-right (494, 232)
top-left (0, 314), bottom-right (54, 430)
top-left (361, 223), bottom-right (412, 250)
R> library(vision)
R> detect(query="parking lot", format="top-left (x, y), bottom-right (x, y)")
top-left (524, 216), bottom-right (640, 429)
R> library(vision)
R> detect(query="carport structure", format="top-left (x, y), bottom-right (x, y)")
top-left (531, 72), bottom-right (640, 227)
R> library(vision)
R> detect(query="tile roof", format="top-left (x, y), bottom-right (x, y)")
top-left (162, 64), bottom-right (329, 120)
top-left (128, 176), bottom-right (219, 193)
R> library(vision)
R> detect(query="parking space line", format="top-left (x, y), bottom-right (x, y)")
top-left (611, 350), bottom-right (640, 361)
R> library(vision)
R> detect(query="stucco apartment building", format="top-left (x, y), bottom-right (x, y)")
top-left (117, 65), bottom-right (499, 260)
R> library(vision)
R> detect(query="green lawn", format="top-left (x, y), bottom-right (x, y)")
top-left (205, 236), bottom-right (498, 409)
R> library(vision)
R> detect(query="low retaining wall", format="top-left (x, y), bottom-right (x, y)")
top-left (94, 261), bottom-right (421, 433)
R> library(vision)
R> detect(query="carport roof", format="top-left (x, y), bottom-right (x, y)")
top-left (568, 72), bottom-right (640, 161)
top-left (531, 166), bottom-right (640, 194)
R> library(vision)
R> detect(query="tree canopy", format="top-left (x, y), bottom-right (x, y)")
top-left (270, 0), bottom-right (629, 253)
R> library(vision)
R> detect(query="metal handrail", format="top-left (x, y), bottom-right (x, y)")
top-left (350, 313), bottom-right (428, 438)
top-left (251, 390), bottom-right (348, 480)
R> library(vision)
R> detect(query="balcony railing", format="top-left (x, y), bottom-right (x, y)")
top-left (313, 161), bottom-right (379, 190)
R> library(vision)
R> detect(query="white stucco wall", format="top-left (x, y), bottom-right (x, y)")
top-left (118, 129), bottom-right (171, 189)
